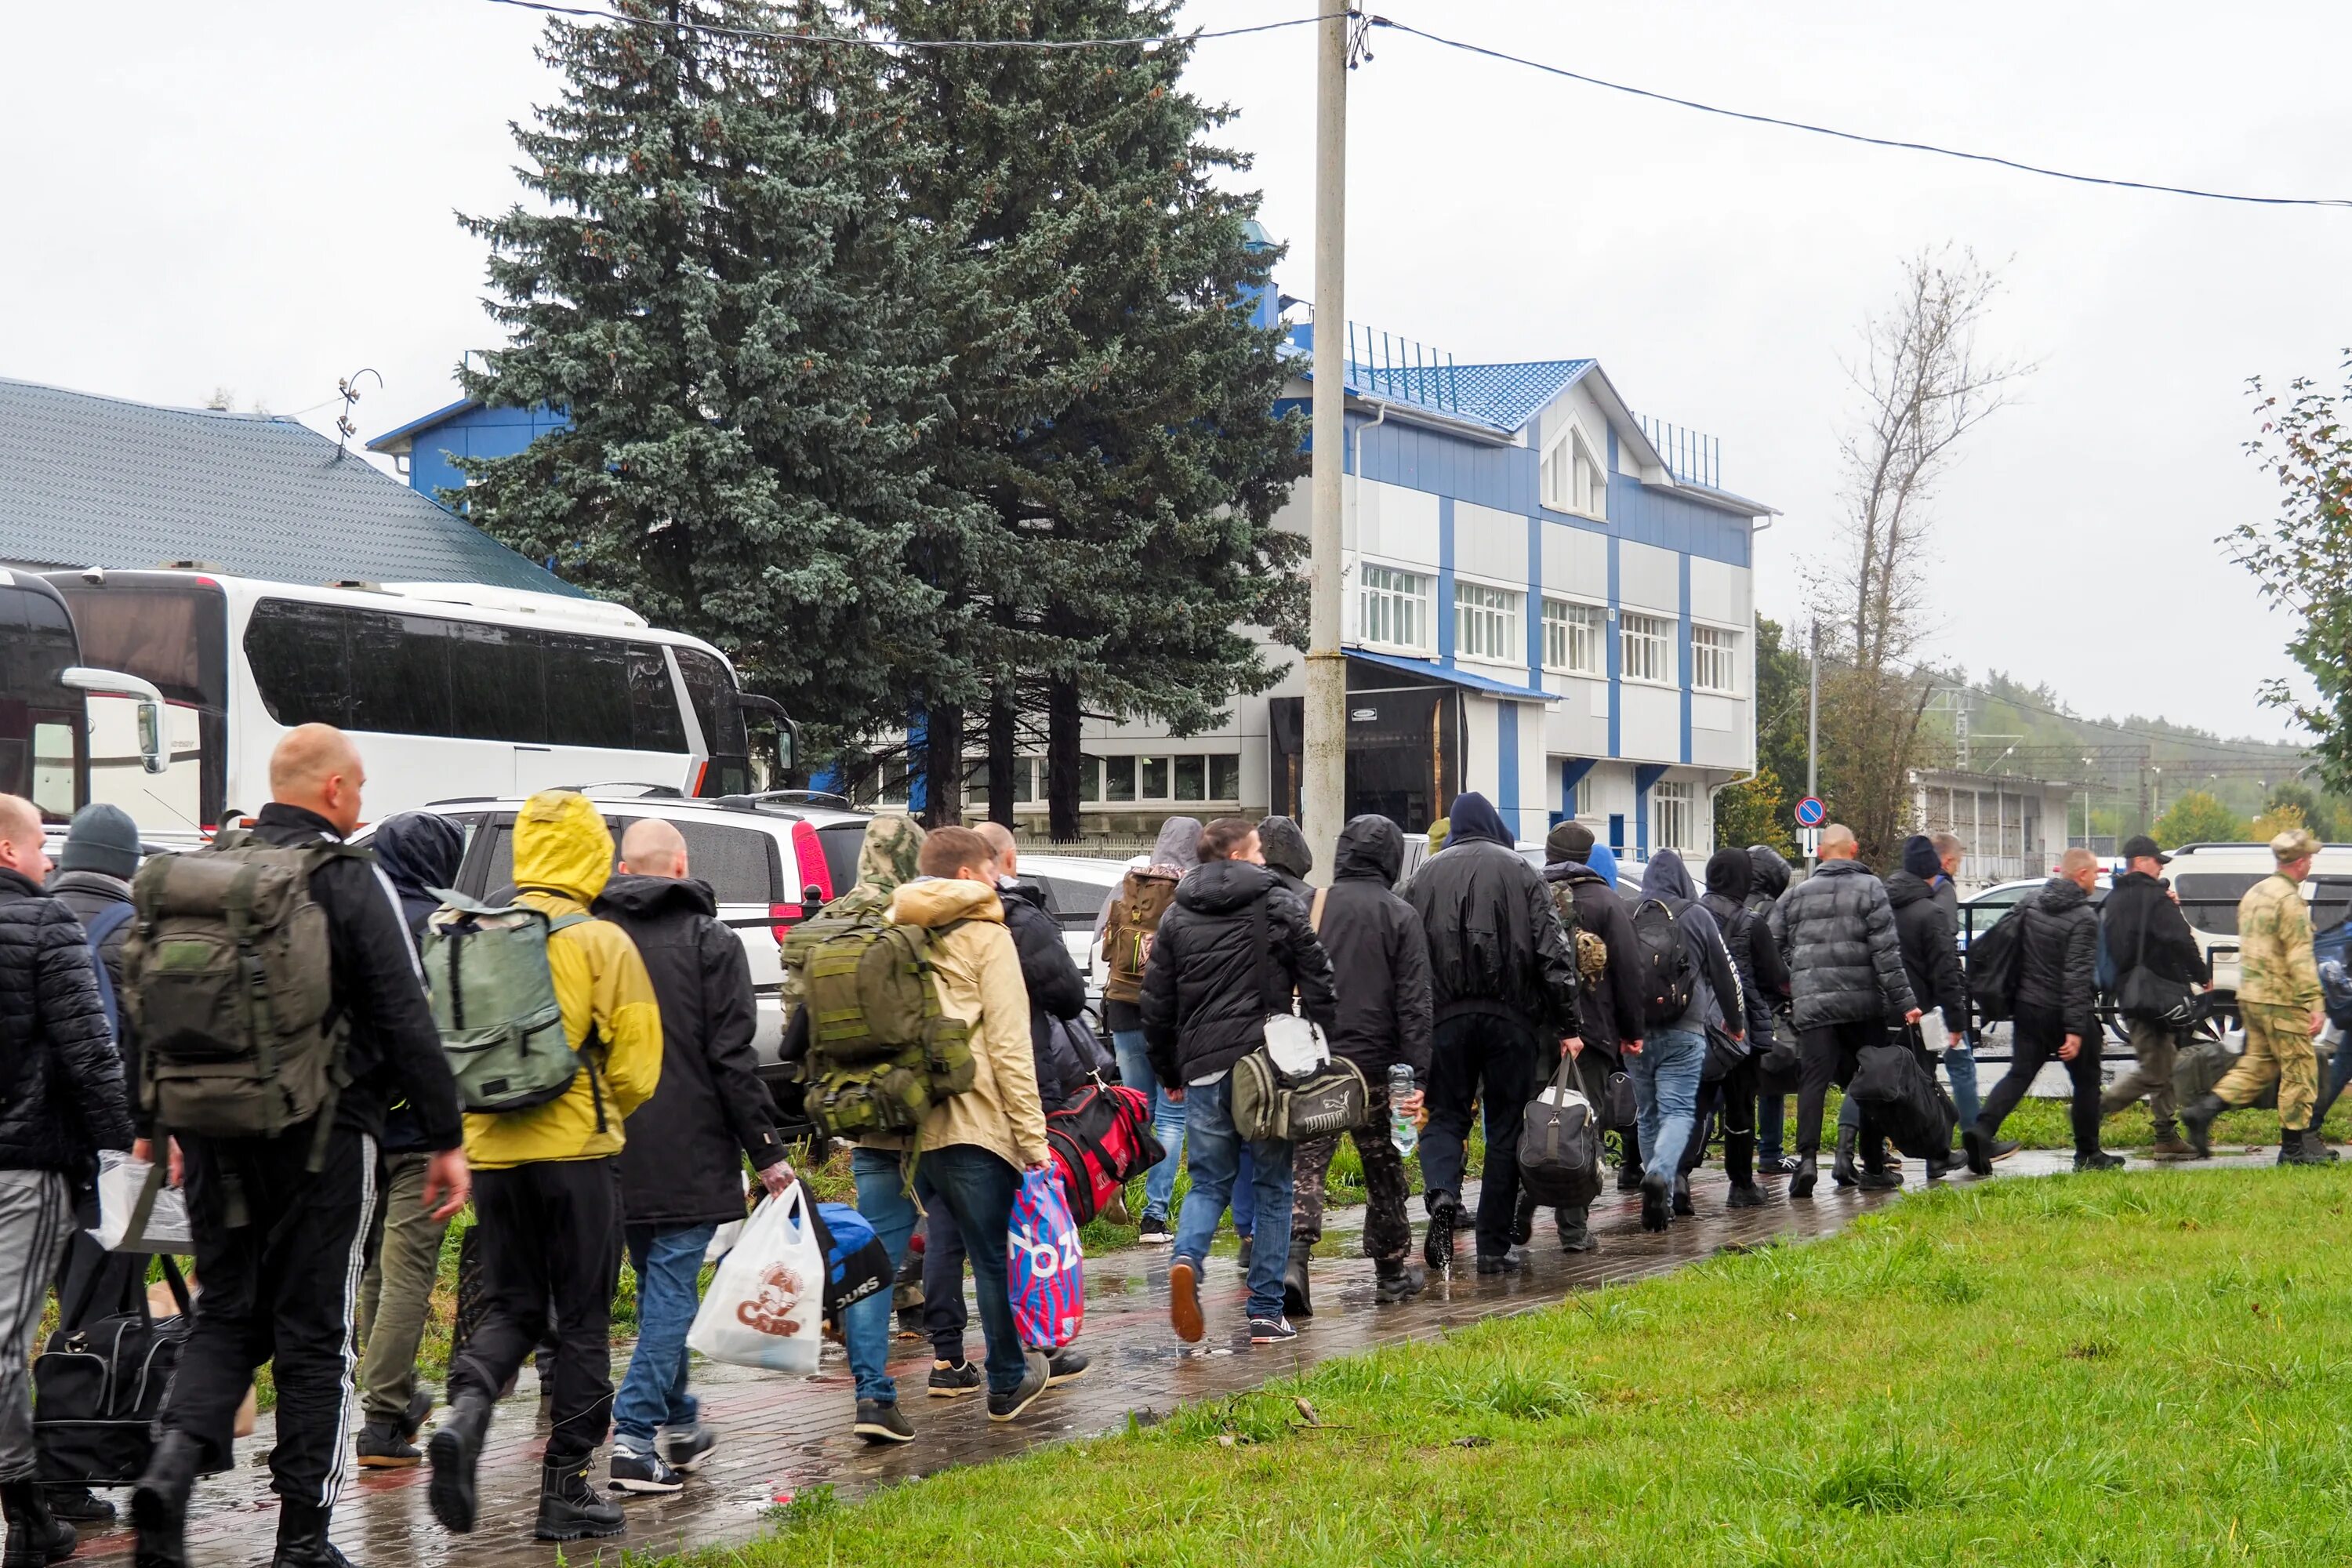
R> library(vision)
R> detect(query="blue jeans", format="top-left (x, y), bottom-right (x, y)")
top-left (844, 1145), bottom-right (1027, 1403)
top-left (1628, 1029), bottom-right (1706, 1189)
top-left (1170, 1074), bottom-right (1293, 1322)
top-left (1942, 1039), bottom-right (1982, 1132)
top-left (1114, 1031), bottom-right (1187, 1223)
top-left (613, 1221), bottom-right (717, 1450)
top-left (1757, 1094), bottom-right (1786, 1161)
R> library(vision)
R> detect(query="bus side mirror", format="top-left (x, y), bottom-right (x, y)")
top-left (738, 693), bottom-right (795, 772)
top-left (64, 667), bottom-right (169, 775)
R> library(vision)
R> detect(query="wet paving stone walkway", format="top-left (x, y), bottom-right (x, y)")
top-left (72, 1145), bottom-right (2279, 1568)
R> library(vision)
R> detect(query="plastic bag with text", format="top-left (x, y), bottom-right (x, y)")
top-left (687, 1184), bottom-right (823, 1374)
top-left (1007, 1167), bottom-right (1083, 1349)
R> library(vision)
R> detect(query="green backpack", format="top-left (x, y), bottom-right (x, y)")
top-left (122, 832), bottom-right (351, 1144)
top-left (785, 907), bottom-right (975, 1141)
top-left (419, 892), bottom-right (593, 1116)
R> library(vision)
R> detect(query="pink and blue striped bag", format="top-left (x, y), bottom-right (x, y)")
top-left (1007, 1167), bottom-right (1084, 1349)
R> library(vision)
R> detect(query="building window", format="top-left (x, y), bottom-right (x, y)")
top-left (1454, 582), bottom-right (1522, 663)
top-left (1542, 599), bottom-right (1604, 675)
top-left (1105, 756), bottom-right (1136, 802)
top-left (1651, 779), bottom-right (1696, 852)
top-left (1210, 753), bottom-right (1242, 800)
top-left (1621, 611), bottom-right (1672, 684)
top-left (1541, 426), bottom-right (1607, 520)
top-left (1691, 624), bottom-right (1740, 695)
top-left (1359, 564), bottom-right (1432, 653)
top-left (1572, 773), bottom-right (1594, 817)
top-left (1142, 757), bottom-right (1171, 799)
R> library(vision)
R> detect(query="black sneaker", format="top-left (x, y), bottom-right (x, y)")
top-left (1991, 1138), bottom-right (2023, 1163)
top-left (661, 1422), bottom-right (717, 1473)
top-left (1855, 1169), bottom-right (1902, 1191)
top-left (1046, 1348), bottom-right (1090, 1385)
top-left (1639, 1170), bottom-right (1671, 1232)
top-left (1137, 1215), bottom-right (1171, 1245)
top-left (987, 1351), bottom-right (1052, 1422)
top-left (2074, 1150), bottom-right (2125, 1172)
top-left (853, 1400), bottom-right (914, 1445)
top-left (1722, 1180), bottom-right (1768, 1210)
top-left (44, 1486), bottom-right (115, 1526)
top-left (607, 1446), bottom-right (683, 1494)
top-left (1759, 1153), bottom-right (1799, 1177)
top-left (355, 1419), bottom-right (422, 1469)
top-left (1475, 1247), bottom-right (1530, 1275)
top-left (1248, 1316), bottom-right (1299, 1344)
top-left (927, 1360), bottom-right (983, 1398)
top-left (1558, 1221), bottom-right (1600, 1253)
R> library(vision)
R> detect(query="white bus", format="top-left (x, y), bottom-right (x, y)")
top-left (46, 569), bottom-right (789, 833)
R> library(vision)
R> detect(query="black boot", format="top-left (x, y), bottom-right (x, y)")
top-left (1421, 1193), bottom-right (1458, 1273)
top-left (1283, 1241), bottom-right (1313, 1319)
top-left (42, 1489), bottom-right (112, 1527)
top-left (2279, 1127), bottom-right (2337, 1167)
top-left (2, 1481), bottom-right (78, 1568)
top-left (270, 1499), bottom-right (352, 1568)
top-left (426, 1392), bottom-right (492, 1534)
top-left (1639, 1169), bottom-right (1671, 1232)
top-left (1509, 1189), bottom-right (1538, 1247)
top-left (1556, 1204), bottom-right (1599, 1253)
top-left (2179, 1092), bottom-right (2226, 1160)
top-left (535, 1456), bottom-right (625, 1542)
top-left (130, 1428), bottom-right (201, 1568)
top-left (1373, 1259), bottom-right (1426, 1303)
top-left (1788, 1152), bottom-right (1818, 1200)
top-left (1831, 1125), bottom-right (1860, 1188)
top-left (1671, 1173), bottom-right (1695, 1217)
top-left (1616, 1149), bottom-right (1645, 1193)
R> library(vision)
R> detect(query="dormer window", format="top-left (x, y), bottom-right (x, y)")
top-left (1541, 426), bottom-right (1607, 520)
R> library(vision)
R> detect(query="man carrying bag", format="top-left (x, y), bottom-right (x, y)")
top-left (2097, 836), bottom-right (2209, 1158)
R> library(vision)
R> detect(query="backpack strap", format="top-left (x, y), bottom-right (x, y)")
top-left (85, 902), bottom-right (132, 1040)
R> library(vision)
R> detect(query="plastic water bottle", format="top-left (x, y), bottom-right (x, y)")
top-left (1388, 1064), bottom-right (1419, 1158)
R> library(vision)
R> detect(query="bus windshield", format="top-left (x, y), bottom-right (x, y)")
top-left (0, 575), bottom-right (85, 822)
top-left (53, 575), bottom-right (228, 830)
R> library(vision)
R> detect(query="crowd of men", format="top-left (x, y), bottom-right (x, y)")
top-left (0, 725), bottom-right (2335, 1565)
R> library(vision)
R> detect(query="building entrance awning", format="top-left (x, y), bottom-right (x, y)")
top-left (1345, 648), bottom-right (1557, 703)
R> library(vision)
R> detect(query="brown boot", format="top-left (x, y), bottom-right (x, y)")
top-left (2149, 1131), bottom-right (2198, 1160)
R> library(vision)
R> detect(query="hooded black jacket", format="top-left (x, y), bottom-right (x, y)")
top-left (1886, 869), bottom-right (1968, 1030)
top-left (0, 866), bottom-right (134, 1177)
top-left (1257, 817), bottom-right (1314, 898)
top-left (594, 873), bottom-right (787, 1228)
top-left (1635, 850), bottom-right (1744, 1035)
top-left (1316, 816), bottom-right (1435, 1080)
top-left (368, 811), bottom-right (466, 1152)
top-left (243, 804), bottom-right (462, 1152)
top-left (999, 876), bottom-right (1087, 1108)
top-left (1405, 838), bottom-right (1584, 1037)
top-left (2015, 876), bottom-right (2101, 1039)
top-left (1769, 856), bottom-right (1917, 1033)
top-left (2100, 869), bottom-right (2210, 989)
top-left (1139, 859), bottom-right (1338, 1088)
top-left (1542, 859), bottom-right (1643, 1057)
top-left (1702, 848), bottom-right (1786, 1041)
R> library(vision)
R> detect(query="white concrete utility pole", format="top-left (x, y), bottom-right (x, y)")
top-left (1301, 0), bottom-right (1349, 876)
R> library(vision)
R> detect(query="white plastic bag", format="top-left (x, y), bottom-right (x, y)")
top-left (702, 1218), bottom-right (745, 1263)
top-left (687, 1183), bottom-right (824, 1374)
top-left (90, 1149), bottom-right (191, 1252)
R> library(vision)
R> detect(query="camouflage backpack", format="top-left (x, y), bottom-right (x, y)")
top-left (122, 832), bottom-right (351, 1146)
top-left (1548, 881), bottom-right (1610, 985)
top-left (784, 906), bottom-right (975, 1141)
top-left (1101, 869), bottom-right (1180, 1005)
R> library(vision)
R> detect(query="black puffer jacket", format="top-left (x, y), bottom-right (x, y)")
top-left (1316, 816), bottom-right (1434, 1079)
top-left (594, 873), bottom-right (787, 1228)
top-left (1000, 877), bottom-right (1087, 1109)
top-left (1702, 848), bottom-right (1786, 1042)
top-left (0, 867), bottom-right (134, 1175)
top-left (1770, 858), bottom-right (1916, 1032)
top-left (2100, 870), bottom-right (2210, 989)
top-left (1887, 870), bottom-right (1968, 1032)
top-left (1543, 860), bottom-right (1643, 1058)
top-left (1140, 860), bottom-right (1338, 1087)
top-left (2015, 876), bottom-right (2100, 1039)
top-left (1406, 840), bottom-right (1584, 1036)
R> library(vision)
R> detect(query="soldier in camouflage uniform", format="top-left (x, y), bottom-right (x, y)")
top-left (2181, 828), bottom-right (2337, 1164)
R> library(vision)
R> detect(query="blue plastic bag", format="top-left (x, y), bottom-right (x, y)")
top-left (1007, 1167), bottom-right (1083, 1349)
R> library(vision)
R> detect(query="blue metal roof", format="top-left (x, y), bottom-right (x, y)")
top-left (1348, 648), bottom-right (1556, 702)
top-left (1294, 339), bottom-right (1597, 436)
top-left (0, 378), bottom-right (581, 596)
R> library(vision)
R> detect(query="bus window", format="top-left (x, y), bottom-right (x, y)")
top-left (674, 648), bottom-right (750, 797)
top-left (0, 579), bottom-right (88, 823)
top-left (55, 576), bottom-right (227, 828)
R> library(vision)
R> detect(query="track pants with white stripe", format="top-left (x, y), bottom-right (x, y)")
top-left (0, 1169), bottom-right (74, 1481)
top-left (161, 1126), bottom-right (375, 1507)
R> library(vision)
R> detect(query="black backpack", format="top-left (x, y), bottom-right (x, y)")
top-left (1964, 911), bottom-right (2025, 1024)
top-left (1631, 898), bottom-right (1698, 1030)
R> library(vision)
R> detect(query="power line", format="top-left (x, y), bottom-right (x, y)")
top-left (1365, 16), bottom-right (2352, 212)
top-left (484, 0), bottom-right (1326, 50)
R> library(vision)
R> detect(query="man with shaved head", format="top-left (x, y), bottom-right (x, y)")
top-left (0, 795), bottom-right (134, 1560)
top-left (1966, 846), bottom-right (2121, 1173)
top-left (590, 815), bottom-right (791, 1494)
top-left (132, 726), bottom-right (465, 1568)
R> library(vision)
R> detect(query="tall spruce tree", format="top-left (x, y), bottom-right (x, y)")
top-left (868, 0), bottom-right (1306, 835)
top-left (453, 0), bottom-right (975, 748)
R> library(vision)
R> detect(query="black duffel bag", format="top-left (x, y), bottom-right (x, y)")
top-left (35, 1255), bottom-right (191, 1486)
top-left (1519, 1051), bottom-right (1604, 1209)
top-left (1847, 1029), bottom-right (1957, 1161)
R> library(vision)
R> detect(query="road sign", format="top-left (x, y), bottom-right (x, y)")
top-left (1801, 826), bottom-right (1822, 858)
top-left (1794, 796), bottom-right (1826, 828)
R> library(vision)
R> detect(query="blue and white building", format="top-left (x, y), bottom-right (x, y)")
top-left (370, 307), bottom-right (1775, 859)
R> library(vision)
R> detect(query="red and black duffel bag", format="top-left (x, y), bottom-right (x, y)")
top-left (1046, 1078), bottom-right (1165, 1225)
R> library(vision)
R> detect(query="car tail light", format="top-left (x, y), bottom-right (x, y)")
top-left (771, 820), bottom-right (836, 931)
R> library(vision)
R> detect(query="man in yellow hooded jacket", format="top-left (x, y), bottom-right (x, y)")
top-left (428, 791), bottom-right (662, 1544)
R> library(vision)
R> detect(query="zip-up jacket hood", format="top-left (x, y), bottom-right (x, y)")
top-left (1334, 814), bottom-right (1404, 886)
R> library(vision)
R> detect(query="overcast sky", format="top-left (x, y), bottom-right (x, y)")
top-left (7, 1), bottom-right (2347, 740)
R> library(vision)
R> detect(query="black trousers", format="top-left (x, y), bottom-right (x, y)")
top-left (1795, 1019), bottom-right (1886, 1156)
top-left (450, 1158), bottom-right (622, 1468)
top-left (162, 1126), bottom-right (374, 1507)
top-left (1680, 1052), bottom-right (1762, 1185)
top-left (921, 1200), bottom-right (970, 1364)
top-left (1978, 1004), bottom-right (2103, 1157)
top-left (1420, 1013), bottom-right (1541, 1258)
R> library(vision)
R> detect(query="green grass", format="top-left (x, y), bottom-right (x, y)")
top-left (725, 1163), bottom-right (2352, 1566)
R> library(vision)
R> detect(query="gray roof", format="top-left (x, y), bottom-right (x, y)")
top-left (0, 377), bottom-right (579, 595)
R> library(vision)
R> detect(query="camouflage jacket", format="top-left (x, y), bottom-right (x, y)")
top-left (779, 814), bottom-right (925, 1006)
top-left (2236, 872), bottom-right (2320, 1011)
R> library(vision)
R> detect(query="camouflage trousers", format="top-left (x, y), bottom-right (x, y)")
top-left (2216, 1001), bottom-right (2321, 1131)
top-left (1290, 1088), bottom-right (1412, 1266)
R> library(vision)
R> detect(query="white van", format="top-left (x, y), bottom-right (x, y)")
top-left (2161, 842), bottom-right (2352, 1015)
